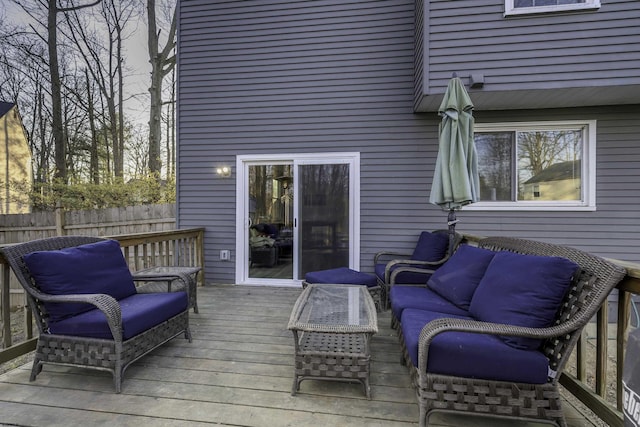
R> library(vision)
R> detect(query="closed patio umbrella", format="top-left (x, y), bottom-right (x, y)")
top-left (429, 76), bottom-right (480, 252)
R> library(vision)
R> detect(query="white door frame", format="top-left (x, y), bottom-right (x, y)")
top-left (235, 152), bottom-right (360, 286)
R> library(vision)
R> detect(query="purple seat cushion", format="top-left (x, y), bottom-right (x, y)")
top-left (390, 286), bottom-right (468, 321)
top-left (23, 240), bottom-right (137, 322)
top-left (401, 308), bottom-right (550, 384)
top-left (469, 251), bottom-right (579, 350)
top-left (411, 231), bottom-right (449, 261)
top-left (427, 245), bottom-right (496, 309)
top-left (49, 292), bottom-right (188, 340)
top-left (305, 267), bottom-right (377, 287)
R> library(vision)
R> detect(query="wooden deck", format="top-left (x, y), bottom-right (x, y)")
top-left (0, 285), bottom-right (596, 426)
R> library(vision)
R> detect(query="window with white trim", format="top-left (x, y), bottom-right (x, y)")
top-left (468, 121), bottom-right (596, 211)
top-left (505, 0), bottom-right (601, 16)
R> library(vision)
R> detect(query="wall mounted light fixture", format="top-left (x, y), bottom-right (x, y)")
top-left (216, 166), bottom-right (231, 178)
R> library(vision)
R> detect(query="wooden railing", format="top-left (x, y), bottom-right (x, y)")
top-left (0, 228), bottom-right (205, 365)
top-left (560, 259), bottom-right (640, 427)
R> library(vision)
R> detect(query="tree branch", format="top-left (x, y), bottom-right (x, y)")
top-left (57, 0), bottom-right (103, 13)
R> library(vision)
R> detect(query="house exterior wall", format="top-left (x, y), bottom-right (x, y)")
top-left (415, 0), bottom-right (640, 111)
top-left (177, 0), bottom-right (640, 284)
top-left (0, 104), bottom-right (32, 214)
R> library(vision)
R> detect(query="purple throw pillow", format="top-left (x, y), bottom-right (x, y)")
top-left (23, 240), bottom-right (136, 322)
top-left (427, 245), bottom-right (496, 309)
top-left (411, 231), bottom-right (449, 262)
top-left (469, 251), bottom-right (579, 350)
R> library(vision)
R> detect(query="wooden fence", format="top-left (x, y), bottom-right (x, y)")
top-left (0, 204), bottom-right (177, 307)
top-left (0, 204), bottom-right (176, 245)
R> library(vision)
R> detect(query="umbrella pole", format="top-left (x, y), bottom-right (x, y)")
top-left (447, 209), bottom-right (459, 255)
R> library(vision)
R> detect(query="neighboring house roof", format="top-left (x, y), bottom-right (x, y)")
top-left (0, 101), bottom-right (15, 118)
top-left (524, 160), bottom-right (582, 184)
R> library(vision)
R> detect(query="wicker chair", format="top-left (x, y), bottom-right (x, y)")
top-left (399, 236), bottom-right (626, 427)
top-left (374, 230), bottom-right (462, 308)
top-left (1, 236), bottom-right (192, 393)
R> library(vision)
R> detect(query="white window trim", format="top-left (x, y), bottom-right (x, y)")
top-left (505, 0), bottom-right (601, 16)
top-left (466, 120), bottom-right (596, 212)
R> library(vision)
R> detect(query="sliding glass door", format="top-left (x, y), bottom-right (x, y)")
top-left (237, 153), bottom-right (359, 286)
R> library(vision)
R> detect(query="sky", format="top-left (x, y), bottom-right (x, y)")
top-left (2, 1), bottom-right (155, 126)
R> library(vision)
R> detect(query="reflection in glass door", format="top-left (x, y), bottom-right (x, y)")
top-left (298, 163), bottom-right (349, 277)
top-left (247, 164), bottom-right (294, 280)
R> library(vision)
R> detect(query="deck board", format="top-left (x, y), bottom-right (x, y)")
top-left (0, 285), bottom-right (595, 426)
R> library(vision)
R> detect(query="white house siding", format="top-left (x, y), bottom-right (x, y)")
top-left (177, 0), bottom-right (640, 284)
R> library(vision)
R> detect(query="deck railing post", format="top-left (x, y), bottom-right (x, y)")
top-left (1, 263), bottom-right (10, 349)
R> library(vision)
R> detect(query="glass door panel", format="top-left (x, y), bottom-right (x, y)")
top-left (297, 163), bottom-right (350, 277)
top-left (247, 164), bottom-right (293, 279)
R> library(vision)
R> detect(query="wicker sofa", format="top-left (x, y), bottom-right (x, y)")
top-left (1, 236), bottom-right (192, 393)
top-left (388, 237), bottom-right (626, 427)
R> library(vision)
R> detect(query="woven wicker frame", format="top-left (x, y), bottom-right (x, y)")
top-left (288, 284), bottom-right (378, 398)
top-left (375, 230), bottom-right (463, 309)
top-left (391, 236), bottom-right (626, 427)
top-left (1, 236), bottom-right (192, 393)
top-left (133, 266), bottom-right (201, 313)
top-left (292, 331), bottom-right (373, 397)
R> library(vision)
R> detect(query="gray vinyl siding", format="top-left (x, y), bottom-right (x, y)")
top-left (177, 0), bottom-right (640, 284)
top-left (415, 0), bottom-right (640, 111)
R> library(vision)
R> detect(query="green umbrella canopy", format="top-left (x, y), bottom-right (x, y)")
top-left (429, 77), bottom-right (480, 211)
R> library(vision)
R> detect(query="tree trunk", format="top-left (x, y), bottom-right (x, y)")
top-left (147, 0), bottom-right (161, 176)
top-left (147, 0), bottom-right (176, 178)
top-left (85, 69), bottom-right (99, 184)
top-left (48, 0), bottom-right (66, 182)
top-left (116, 19), bottom-right (125, 178)
top-left (148, 61), bottom-right (163, 175)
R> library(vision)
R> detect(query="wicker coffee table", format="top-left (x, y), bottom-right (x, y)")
top-left (287, 283), bottom-right (378, 398)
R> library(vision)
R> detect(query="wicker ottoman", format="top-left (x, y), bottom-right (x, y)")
top-left (303, 267), bottom-right (382, 311)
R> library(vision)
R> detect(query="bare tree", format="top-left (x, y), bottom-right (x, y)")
top-left (12, 0), bottom-right (102, 182)
top-left (4, 0), bottom-right (177, 190)
top-left (147, 0), bottom-right (176, 177)
top-left (48, 0), bottom-right (102, 181)
top-left (64, 0), bottom-right (136, 179)
top-left (518, 131), bottom-right (570, 176)
top-left (0, 18), bottom-right (53, 182)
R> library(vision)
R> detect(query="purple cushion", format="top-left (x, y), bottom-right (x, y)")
top-left (374, 263), bottom-right (436, 285)
top-left (400, 308), bottom-right (550, 384)
top-left (390, 286), bottom-right (468, 321)
top-left (469, 251), bottom-right (579, 350)
top-left (23, 240), bottom-right (136, 322)
top-left (427, 245), bottom-right (496, 309)
top-left (305, 267), bottom-right (377, 287)
top-left (49, 292), bottom-right (188, 340)
top-left (411, 231), bottom-right (449, 261)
